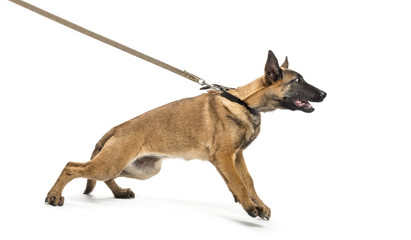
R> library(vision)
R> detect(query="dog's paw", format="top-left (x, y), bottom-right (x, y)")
top-left (45, 193), bottom-right (64, 206)
top-left (245, 206), bottom-right (259, 218)
top-left (257, 205), bottom-right (271, 220)
top-left (245, 204), bottom-right (271, 220)
top-left (114, 188), bottom-right (135, 199)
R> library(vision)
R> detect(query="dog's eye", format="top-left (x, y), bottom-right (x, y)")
top-left (295, 78), bottom-right (300, 83)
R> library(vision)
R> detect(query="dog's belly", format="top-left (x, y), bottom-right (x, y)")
top-left (120, 155), bottom-right (163, 180)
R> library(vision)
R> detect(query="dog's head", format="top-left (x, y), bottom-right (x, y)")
top-left (260, 50), bottom-right (326, 113)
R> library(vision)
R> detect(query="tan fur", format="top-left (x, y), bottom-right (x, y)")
top-left (45, 56), bottom-right (304, 220)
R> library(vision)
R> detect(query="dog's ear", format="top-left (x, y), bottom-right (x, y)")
top-left (264, 50), bottom-right (283, 84)
top-left (281, 56), bottom-right (289, 68)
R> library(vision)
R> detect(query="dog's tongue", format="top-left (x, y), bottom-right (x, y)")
top-left (294, 99), bottom-right (312, 109)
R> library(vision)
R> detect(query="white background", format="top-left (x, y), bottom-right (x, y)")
top-left (1, 0), bottom-right (410, 239)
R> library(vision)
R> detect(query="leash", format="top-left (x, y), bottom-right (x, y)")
top-left (9, 0), bottom-right (258, 115)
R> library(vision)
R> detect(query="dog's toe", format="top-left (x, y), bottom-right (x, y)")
top-left (45, 194), bottom-right (64, 206)
top-left (114, 188), bottom-right (135, 199)
top-left (126, 189), bottom-right (135, 199)
top-left (246, 206), bottom-right (259, 218)
top-left (257, 205), bottom-right (271, 220)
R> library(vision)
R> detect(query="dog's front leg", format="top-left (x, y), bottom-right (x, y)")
top-left (235, 151), bottom-right (271, 220)
top-left (211, 152), bottom-right (260, 218)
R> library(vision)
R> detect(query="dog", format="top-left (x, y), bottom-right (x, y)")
top-left (45, 50), bottom-right (326, 220)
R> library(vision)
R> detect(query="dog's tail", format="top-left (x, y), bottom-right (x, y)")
top-left (83, 127), bottom-right (116, 195)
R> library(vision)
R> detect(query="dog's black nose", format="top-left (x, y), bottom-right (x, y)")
top-left (318, 90), bottom-right (327, 100)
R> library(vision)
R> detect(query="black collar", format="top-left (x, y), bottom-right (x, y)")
top-left (220, 91), bottom-right (259, 116)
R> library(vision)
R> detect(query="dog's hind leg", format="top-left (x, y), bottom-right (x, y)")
top-left (45, 161), bottom-right (86, 206)
top-left (45, 159), bottom-right (128, 206)
top-left (45, 139), bottom-right (136, 206)
top-left (104, 179), bottom-right (135, 199)
top-left (83, 127), bottom-right (117, 195)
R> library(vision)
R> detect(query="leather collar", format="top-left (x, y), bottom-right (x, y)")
top-left (220, 91), bottom-right (259, 116)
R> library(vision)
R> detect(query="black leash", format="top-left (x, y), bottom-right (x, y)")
top-left (9, 0), bottom-right (258, 116)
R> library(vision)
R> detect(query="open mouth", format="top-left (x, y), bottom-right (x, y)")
top-left (293, 99), bottom-right (314, 112)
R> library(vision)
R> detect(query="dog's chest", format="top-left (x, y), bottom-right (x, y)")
top-left (241, 114), bottom-right (261, 149)
top-left (228, 112), bottom-right (261, 150)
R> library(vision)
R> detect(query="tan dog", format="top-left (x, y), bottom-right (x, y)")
top-left (45, 50), bottom-right (326, 220)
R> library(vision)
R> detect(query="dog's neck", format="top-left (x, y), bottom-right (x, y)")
top-left (232, 76), bottom-right (280, 112)
top-left (233, 76), bottom-right (265, 100)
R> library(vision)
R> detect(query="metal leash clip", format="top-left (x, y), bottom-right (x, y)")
top-left (199, 83), bottom-right (232, 91)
